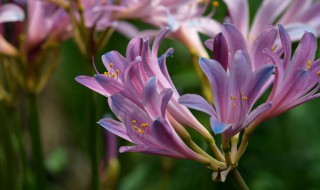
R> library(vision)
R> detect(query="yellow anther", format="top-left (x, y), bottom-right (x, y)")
top-left (109, 63), bottom-right (113, 68)
top-left (230, 96), bottom-right (237, 101)
top-left (317, 71), bottom-right (320, 76)
top-left (116, 69), bottom-right (120, 75)
top-left (141, 123), bottom-right (149, 128)
top-left (133, 126), bottom-right (138, 131)
top-left (242, 96), bottom-right (248, 101)
top-left (306, 60), bottom-right (311, 70)
top-left (104, 71), bottom-right (110, 76)
top-left (271, 46), bottom-right (276, 52)
top-left (132, 120), bottom-right (136, 124)
top-left (233, 103), bottom-right (237, 108)
top-left (212, 1), bottom-right (219, 7)
top-left (112, 73), bottom-right (116, 78)
top-left (138, 128), bottom-right (144, 134)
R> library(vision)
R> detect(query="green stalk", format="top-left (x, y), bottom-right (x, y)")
top-left (85, 63), bottom-right (100, 190)
top-left (28, 94), bottom-right (46, 190)
top-left (229, 168), bottom-right (249, 190)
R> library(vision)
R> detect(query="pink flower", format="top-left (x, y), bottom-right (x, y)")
top-left (179, 24), bottom-right (274, 142)
top-left (98, 77), bottom-right (206, 162)
top-left (76, 28), bottom-right (212, 139)
top-left (253, 24), bottom-right (319, 125)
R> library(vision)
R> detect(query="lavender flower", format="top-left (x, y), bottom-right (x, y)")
top-left (98, 77), bottom-right (207, 162)
top-left (252, 24), bottom-right (319, 126)
top-left (224, 0), bottom-right (319, 44)
top-left (179, 24), bottom-right (274, 142)
top-left (76, 28), bottom-right (212, 139)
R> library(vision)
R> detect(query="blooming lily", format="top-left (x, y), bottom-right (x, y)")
top-left (98, 77), bottom-right (208, 163)
top-left (76, 28), bottom-right (213, 139)
top-left (251, 24), bottom-right (319, 127)
top-left (179, 27), bottom-right (274, 142)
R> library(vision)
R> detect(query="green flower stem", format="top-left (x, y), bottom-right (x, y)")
top-left (206, 137), bottom-right (225, 162)
top-left (28, 94), bottom-right (46, 190)
top-left (85, 63), bottom-right (100, 190)
top-left (222, 141), bottom-right (232, 167)
top-left (229, 168), bottom-right (249, 190)
top-left (234, 129), bottom-right (253, 164)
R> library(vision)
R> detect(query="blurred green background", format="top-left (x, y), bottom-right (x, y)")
top-left (2, 0), bottom-right (320, 189)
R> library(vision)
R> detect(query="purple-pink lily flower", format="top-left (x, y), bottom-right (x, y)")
top-left (179, 25), bottom-right (275, 142)
top-left (98, 77), bottom-right (206, 162)
top-left (76, 28), bottom-right (212, 139)
top-left (223, 0), bottom-right (319, 45)
top-left (252, 24), bottom-right (319, 126)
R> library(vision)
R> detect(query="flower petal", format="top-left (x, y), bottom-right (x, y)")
top-left (102, 51), bottom-right (128, 79)
top-left (222, 24), bottom-right (248, 62)
top-left (119, 145), bottom-right (182, 158)
top-left (278, 24), bottom-right (292, 69)
top-left (250, 26), bottom-right (277, 70)
top-left (243, 102), bottom-right (272, 128)
top-left (250, 0), bottom-right (290, 39)
top-left (126, 37), bottom-right (143, 62)
top-left (75, 76), bottom-right (110, 97)
top-left (179, 94), bottom-right (217, 118)
top-left (143, 77), bottom-right (161, 118)
top-left (94, 74), bottom-right (124, 95)
top-left (210, 117), bottom-right (232, 134)
top-left (98, 118), bottom-right (132, 142)
top-left (199, 58), bottom-right (228, 120)
top-left (213, 33), bottom-right (228, 71)
top-left (223, 0), bottom-right (249, 35)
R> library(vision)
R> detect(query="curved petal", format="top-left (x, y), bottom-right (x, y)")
top-left (102, 51), bottom-right (128, 79)
top-left (243, 102), bottom-right (272, 128)
top-left (278, 24), bottom-right (292, 69)
top-left (199, 58), bottom-right (228, 120)
top-left (179, 94), bottom-right (217, 118)
top-left (94, 74), bottom-right (124, 95)
top-left (286, 32), bottom-right (317, 80)
top-left (210, 117), bottom-right (232, 134)
top-left (98, 118), bottom-right (132, 142)
top-left (160, 89), bottom-right (173, 117)
top-left (126, 37), bottom-right (143, 62)
top-left (75, 76), bottom-right (110, 97)
top-left (250, 26), bottom-right (277, 70)
top-left (143, 77), bottom-right (161, 118)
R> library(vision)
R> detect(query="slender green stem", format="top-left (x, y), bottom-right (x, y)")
top-left (28, 94), bottom-right (46, 190)
top-left (234, 129), bottom-right (252, 163)
top-left (229, 168), bottom-right (249, 190)
top-left (85, 62), bottom-right (100, 190)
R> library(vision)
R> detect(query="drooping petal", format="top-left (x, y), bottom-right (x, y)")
top-left (98, 118), bottom-right (132, 142)
top-left (179, 94), bottom-right (217, 118)
top-left (75, 76), bottom-right (110, 97)
top-left (210, 117), bottom-right (232, 134)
